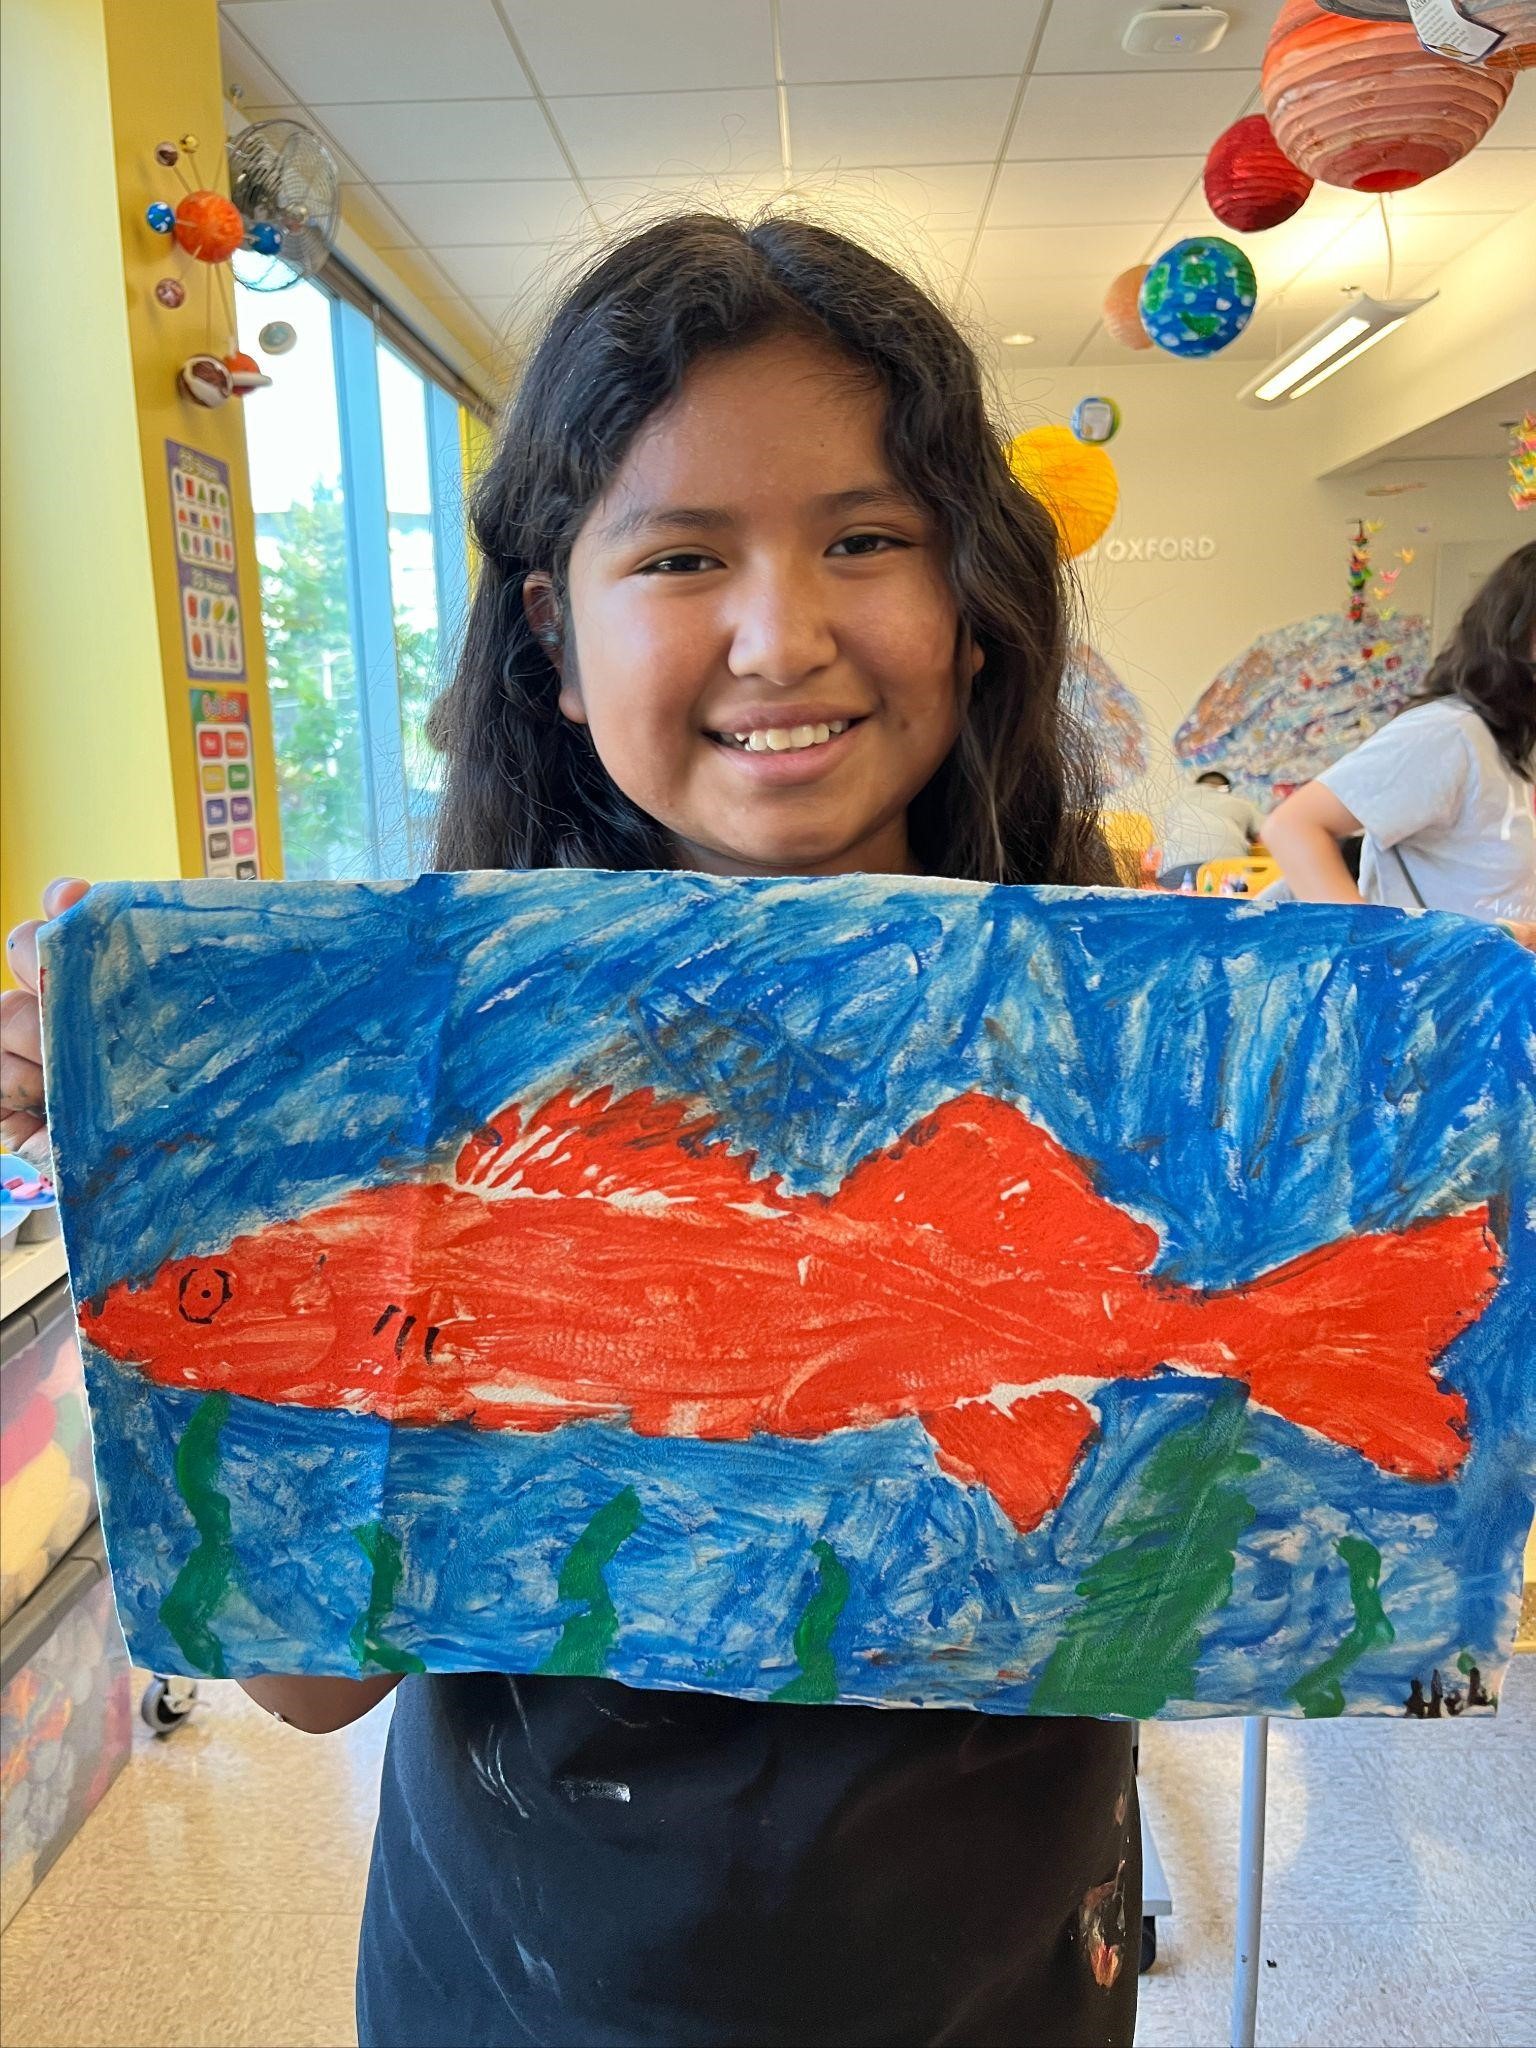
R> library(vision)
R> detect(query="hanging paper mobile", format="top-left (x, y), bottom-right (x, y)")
top-left (1204, 114), bottom-right (1313, 231)
top-left (1006, 428), bottom-right (1119, 558)
top-left (1511, 413), bottom-right (1536, 512)
top-left (1102, 266), bottom-right (1154, 350)
top-left (1139, 238), bottom-right (1257, 357)
top-left (1348, 518), bottom-right (1372, 622)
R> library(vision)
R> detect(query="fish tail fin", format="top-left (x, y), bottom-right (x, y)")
top-left (454, 1087), bottom-right (767, 1204)
top-left (1211, 1206), bottom-right (1498, 1481)
top-left (922, 1391), bottom-right (1099, 1535)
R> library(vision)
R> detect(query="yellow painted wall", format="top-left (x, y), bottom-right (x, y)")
top-left (0, 0), bottom-right (178, 961)
top-left (101, 0), bottom-right (282, 883)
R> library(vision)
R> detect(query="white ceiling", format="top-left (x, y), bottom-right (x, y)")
top-left (218, 0), bottom-right (1536, 377)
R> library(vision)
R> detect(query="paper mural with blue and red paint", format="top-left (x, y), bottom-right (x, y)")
top-left (41, 875), bottom-right (1536, 1718)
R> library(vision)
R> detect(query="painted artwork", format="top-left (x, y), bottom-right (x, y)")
top-left (1065, 644), bottom-right (1149, 794)
top-left (1174, 610), bottom-right (1430, 801)
top-left (42, 876), bottom-right (1536, 1719)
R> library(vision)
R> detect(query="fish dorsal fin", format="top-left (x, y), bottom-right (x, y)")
top-left (832, 1090), bottom-right (1159, 1272)
top-left (454, 1087), bottom-right (770, 1208)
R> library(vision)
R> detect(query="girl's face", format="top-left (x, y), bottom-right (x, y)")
top-left (539, 334), bottom-right (977, 877)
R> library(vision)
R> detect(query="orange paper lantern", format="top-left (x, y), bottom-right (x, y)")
top-left (1006, 427), bottom-right (1118, 559)
top-left (1103, 265), bottom-right (1153, 351)
top-left (174, 189), bottom-right (245, 264)
top-left (1313, 1), bottom-right (1534, 72)
top-left (1262, 0), bottom-right (1511, 191)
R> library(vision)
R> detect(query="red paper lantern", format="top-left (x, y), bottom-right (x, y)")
top-left (173, 189), bottom-right (245, 264)
top-left (1204, 114), bottom-right (1313, 231)
top-left (1103, 265), bottom-right (1153, 351)
top-left (1262, 0), bottom-right (1511, 192)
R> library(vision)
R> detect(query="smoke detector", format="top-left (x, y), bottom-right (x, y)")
top-left (1122, 7), bottom-right (1232, 55)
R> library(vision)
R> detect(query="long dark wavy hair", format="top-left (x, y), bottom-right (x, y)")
top-left (430, 212), bottom-right (1110, 884)
top-left (1412, 540), bottom-right (1536, 778)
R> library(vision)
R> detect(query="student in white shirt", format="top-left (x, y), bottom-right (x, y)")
top-left (1265, 542), bottom-right (1536, 949)
top-left (1157, 770), bottom-right (1265, 890)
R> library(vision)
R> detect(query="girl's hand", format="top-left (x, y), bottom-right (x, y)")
top-left (3, 878), bottom-right (88, 1162)
top-left (1500, 919), bottom-right (1536, 954)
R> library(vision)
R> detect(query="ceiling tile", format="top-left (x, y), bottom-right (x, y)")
top-left (338, 183), bottom-right (415, 249)
top-left (1155, 209), bottom-right (1371, 294)
top-left (1010, 72), bottom-right (1255, 160)
top-left (1034, 0), bottom-right (1274, 74)
top-left (219, 21), bottom-right (293, 109)
top-left (970, 275), bottom-right (1105, 329)
top-left (432, 243), bottom-right (591, 303)
top-left (790, 78), bottom-right (1017, 169)
top-left (1485, 76), bottom-right (1536, 148)
top-left (377, 179), bottom-right (593, 246)
top-left (315, 99), bottom-right (567, 182)
top-left (778, 0), bottom-right (1046, 84)
top-left (223, 1), bottom-right (529, 102)
top-left (1386, 148), bottom-right (1536, 214)
top-left (988, 157), bottom-right (1203, 228)
top-left (971, 222), bottom-right (1153, 281)
top-left (585, 171), bottom-right (785, 224)
top-left (232, 104), bottom-right (365, 181)
top-left (503, 1), bottom-right (774, 94)
top-left (549, 87), bottom-right (781, 180)
top-left (1311, 208), bottom-right (1513, 284)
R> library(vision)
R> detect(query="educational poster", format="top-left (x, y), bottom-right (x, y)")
top-left (41, 876), bottom-right (1536, 1719)
top-left (166, 442), bottom-right (245, 681)
top-left (188, 688), bottom-right (261, 879)
top-left (1174, 610), bottom-right (1430, 802)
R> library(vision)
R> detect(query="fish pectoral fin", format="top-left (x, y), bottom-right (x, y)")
top-left (921, 1392), bottom-right (1098, 1535)
top-left (1216, 1205), bottom-right (1497, 1481)
top-left (454, 1087), bottom-right (766, 1204)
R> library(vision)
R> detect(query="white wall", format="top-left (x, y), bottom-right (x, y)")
top-left (992, 354), bottom-right (1531, 820)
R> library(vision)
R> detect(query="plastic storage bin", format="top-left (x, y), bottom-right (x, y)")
top-left (0, 1524), bottom-right (132, 1929)
top-left (1, 1277), bottom-right (97, 1626)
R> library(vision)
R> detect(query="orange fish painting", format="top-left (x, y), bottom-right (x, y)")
top-left (42, 874), bottom-right (1536, 1715)
top-left (81, 1087), bottom-right (1497, 1537)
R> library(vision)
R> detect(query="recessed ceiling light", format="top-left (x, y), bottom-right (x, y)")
top-left (1002, 332), bottom-right (1036, 347)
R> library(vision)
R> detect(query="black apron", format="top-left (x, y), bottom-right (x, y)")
top-left (357, 1673), bottom-right (1139, 2048)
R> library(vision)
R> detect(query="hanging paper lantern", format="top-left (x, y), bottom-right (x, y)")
top-left (1103, 265), bottom-right (1154, 351)
top-left (1511, 414), bottom-right (1536, 512)
top-left (1262, 0), bottom-right (1512, 193)
top-left (1204, 114), bottom-right (1314, 231)
top-left (1311, 0), bottom-right (1535, 72)
top-left (1006, 426), bottom-right (1118, 558)
top-left (1139, 238), bottom-right (1257, 358)
top-left (1070, 395), bottom-right (1121, 445)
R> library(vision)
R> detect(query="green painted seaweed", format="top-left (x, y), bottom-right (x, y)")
top-left (1030, 1390), bottom-right (1260, 1717)
top-left (1289, 1536), bottom-right (1394, 1718)
top-left (540, 1486), bottom-right (643, 1678)
top-left (159, 1391), bottom-right (236, 1677)
top-left (348, 1522), bottom-right (426, 1675)
top-left (772, 1539), bottom-right (851, 1705)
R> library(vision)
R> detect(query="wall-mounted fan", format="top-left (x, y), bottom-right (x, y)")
top-left (228, 118), bottom-right (341, 291)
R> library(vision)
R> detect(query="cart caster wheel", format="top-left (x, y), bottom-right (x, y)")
top-left (141, 1675), bottom-right (198, 1736)
top-left (1139, 1915), bottom-right (1158, 1974)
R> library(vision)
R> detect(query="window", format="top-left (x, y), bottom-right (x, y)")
top-left (239, 276), bottom-right (470, 879)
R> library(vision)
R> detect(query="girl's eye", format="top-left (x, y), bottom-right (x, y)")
top-left (638, 552), bottom-right (720, 574)
top-left (829, 532), bottom-right (910, 558)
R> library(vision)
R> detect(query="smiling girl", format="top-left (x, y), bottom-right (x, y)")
top-left (4, 213), bottom-right (1135, 2047)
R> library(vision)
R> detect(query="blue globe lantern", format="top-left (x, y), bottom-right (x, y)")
top-left (1139, 237), bottom-right (1257, 358)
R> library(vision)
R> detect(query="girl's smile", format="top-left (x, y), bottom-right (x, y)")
top-left (529, 333), bottom-right (980, 879)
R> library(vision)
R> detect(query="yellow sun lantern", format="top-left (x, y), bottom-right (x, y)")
top-left (1006, 426), bottom-right (1119, 559)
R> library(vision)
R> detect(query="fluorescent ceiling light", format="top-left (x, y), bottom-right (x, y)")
top-left (1239, 292), bottom-right (1435, 408)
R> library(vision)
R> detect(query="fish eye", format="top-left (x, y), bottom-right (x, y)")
top-left (178, 1264), bottom-right (233, 1324)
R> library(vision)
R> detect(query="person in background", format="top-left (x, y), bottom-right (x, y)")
top-left (1156, 768), bottom-right (1264, 891)
top-left (1266, 542), bottom-right (1536, 945)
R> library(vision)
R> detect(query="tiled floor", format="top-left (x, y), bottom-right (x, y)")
top-left (1, 1661), bottom-right (1531, 2048)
